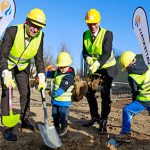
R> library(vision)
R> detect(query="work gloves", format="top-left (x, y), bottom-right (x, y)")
top-left (86, 56), bottom-right (94, 65)
top-left (2, 69), bottom-right (16, 88)
top-left (89, 60), bottom-right (100, 74)
top-left (38, 73), bottom-right (47, 91)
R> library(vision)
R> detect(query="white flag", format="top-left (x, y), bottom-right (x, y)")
top-left (132, 7), bottom-right (150, 66)
top-left (0, 0), bottom-right (16, 38)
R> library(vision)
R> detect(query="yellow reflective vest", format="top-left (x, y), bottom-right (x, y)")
top-left (53, 71), bottom-right (74, 102)
top-left (84, 28), bottom-right (116, 69)
top-left (129, 68), bottom-right (150, 101)
top-left (8, 24), bottom-right (42, 71)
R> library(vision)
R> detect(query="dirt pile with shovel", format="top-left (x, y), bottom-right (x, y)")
top-left (0, 89), bottom-right (150, 150)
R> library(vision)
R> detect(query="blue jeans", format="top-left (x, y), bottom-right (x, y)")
top-left (52, 105), bottom-right (69, 129)
top-left (120, 100), bottom-right (150, 134)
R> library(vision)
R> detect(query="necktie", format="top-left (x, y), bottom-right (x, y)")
top-left (25, 37), bottom-right (31, 48)
top-left (91, 35), bottom-right (95, 43)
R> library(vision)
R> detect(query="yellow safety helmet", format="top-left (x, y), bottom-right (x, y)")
top-left (119, 51), bottom-right (136, 71)
top-left (85, 9), bottom-right (101, 24)
top-left (27, 8), bottom-right (46, 28)
top-left (57, 51), bottom-right (72, 67)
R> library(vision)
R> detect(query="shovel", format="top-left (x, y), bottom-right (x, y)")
top-left (38, 89), bottom-right (62, 149)
top-left (2, 86), bottom-right (20, 127)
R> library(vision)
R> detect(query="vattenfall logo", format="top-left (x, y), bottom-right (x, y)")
top-left (0, 0), bottom-right (12, 19)
top-left (137, 20), bottom-right (150, 65)
top-left (135, 15), bottom-right (141, 27)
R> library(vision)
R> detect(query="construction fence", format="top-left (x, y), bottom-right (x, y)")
top-left (111, 82), bottom-right (131, 99)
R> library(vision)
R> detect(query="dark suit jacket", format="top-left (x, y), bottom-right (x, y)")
top-left (0, 25), bottom-right (45, 75)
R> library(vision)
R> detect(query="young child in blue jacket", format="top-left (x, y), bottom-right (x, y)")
top-left (115, 51), bottom-right (150, 142)
top-left (46, 51), bottom-right (75, 137)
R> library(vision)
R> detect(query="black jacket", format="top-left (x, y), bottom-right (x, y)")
top-left (82, 27), bottom-right (118, 79)
top-left (0, 25), bottom-right (45, 74)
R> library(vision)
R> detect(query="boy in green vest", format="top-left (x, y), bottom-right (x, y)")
top-left (115, 51), bottom-right (150, 142)
top-left (46, 51), bottom-right (75, 137)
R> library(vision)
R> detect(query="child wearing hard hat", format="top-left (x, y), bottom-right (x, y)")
top-left (115, 51), bottom-right (150, 142)
top-left (46, 51), bottom-right (75, 137)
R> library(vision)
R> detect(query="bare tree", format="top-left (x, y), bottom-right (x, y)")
top-left (43, 51), bottom-right (55, 67)
top-left (59, 43), bottom-right (68, 52)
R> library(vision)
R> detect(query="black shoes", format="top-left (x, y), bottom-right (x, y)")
top-left (21, 120), bottom-right (34, 130)
top-left (83, 116), bottom-right (100, 127)
top-left (56, 126), bottom-right (67, 137)
top-left (98, 119), bottom-right (107, 134)
top-left (59, 128), bottom-right (67, 137)
top-left (3, 128), bottom-right (17, 141)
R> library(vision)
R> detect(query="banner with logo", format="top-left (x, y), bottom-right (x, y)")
top-left (132, 7), bottom-right (150, 66)
top-left (0, 0), bottom-right (16, 38)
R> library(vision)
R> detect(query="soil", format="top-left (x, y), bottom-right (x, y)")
top-left (0, 89), bottom-right (150, 150)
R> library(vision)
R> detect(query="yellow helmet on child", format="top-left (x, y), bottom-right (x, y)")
top-left (119, 51), bottom-right (136, 70)
top-left (85, 9), bottom-right (101, 23)
top-left (57, 51), bottom-right (72, 67)
top-left (27, 8), bottom-right (46, 28)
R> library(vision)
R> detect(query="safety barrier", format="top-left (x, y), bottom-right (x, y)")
top-left (111, 82), bottom-right (131, 99)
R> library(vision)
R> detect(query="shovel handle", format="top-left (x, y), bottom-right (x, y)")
top-left (40, 89), bottom-right (46, 104)
top-left (9, 86), bottom-right (13, 110)
top-left (40, 89), bottom-right (48, 123)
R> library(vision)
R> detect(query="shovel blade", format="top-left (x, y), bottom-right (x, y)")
top-left (106, 137), bottom-right (123, 148)
top-left (38, 123), bottom-right (62, 148)
top-left (2, 111), bottom-right (20, 127)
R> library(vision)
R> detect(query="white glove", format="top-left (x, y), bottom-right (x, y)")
top-left (38, 73), bottom-right (47, 91)
top-left (89, 60), bottom-right (100, 74)
top-left (2, 69), bottom-right (16, 88)
top-left (86, 56), bottom-right (94, 65)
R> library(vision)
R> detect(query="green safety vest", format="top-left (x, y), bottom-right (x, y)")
top-left (53, 71), bottom-right (74, 102)
top-left (84, 28), bottom-right (116, 69)
top-left (129, 68), bottom-right (150, 101)
top-left (8, 24), bottom-right (42, 71)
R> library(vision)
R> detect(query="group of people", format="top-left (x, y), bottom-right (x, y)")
top-left (0, 7), bottom-right (149, 146)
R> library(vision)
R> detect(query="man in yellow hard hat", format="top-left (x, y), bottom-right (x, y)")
top-left (46, 51), bottom-right (75, 137)
top-left (114, 51), bottom-right (150, 142)
top-left (82, 8), bottom-right (118, 134)
top-left (0, 8), bottom-right (47, 141)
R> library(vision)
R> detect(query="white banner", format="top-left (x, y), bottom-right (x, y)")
top-left (0, 0), bottom-right (16, 38)
top-left (132, 7), bottom-right (150, 66)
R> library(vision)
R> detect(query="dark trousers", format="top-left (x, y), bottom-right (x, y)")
top-left (52, 105), bottom-right (69, 129)
top-left (1, 66), bottom-right (31, 123)
top-left (86, 76), bottom-right (113, 120)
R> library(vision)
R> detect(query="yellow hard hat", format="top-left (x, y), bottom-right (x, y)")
top-left (85, 9), bottom-right (101, 24)
top-left (57, 51), bottom-right (72, 67)
top-left (27, 8), bottom-right (46, 28)
top-left (119, 51), bottom-right (136, 71)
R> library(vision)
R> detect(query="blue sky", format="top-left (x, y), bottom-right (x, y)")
top-left (6, 0), bottom-right (150, 70)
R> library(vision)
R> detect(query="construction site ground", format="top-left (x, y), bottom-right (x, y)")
top-left (0, 89), bottom-right (150, 150)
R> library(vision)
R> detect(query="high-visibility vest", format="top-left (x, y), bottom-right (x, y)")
top-left (8, 24), bottom-right (42, 71)
top-left (129, 68), bottom-right (150, 101)
top-left (84, 28), bottom-right (116, 69)
top-left (53, 71), bottom-right (74, 102)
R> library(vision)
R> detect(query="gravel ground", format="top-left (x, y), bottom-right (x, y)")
top-left (0, 89), bottom-right (150, 150)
